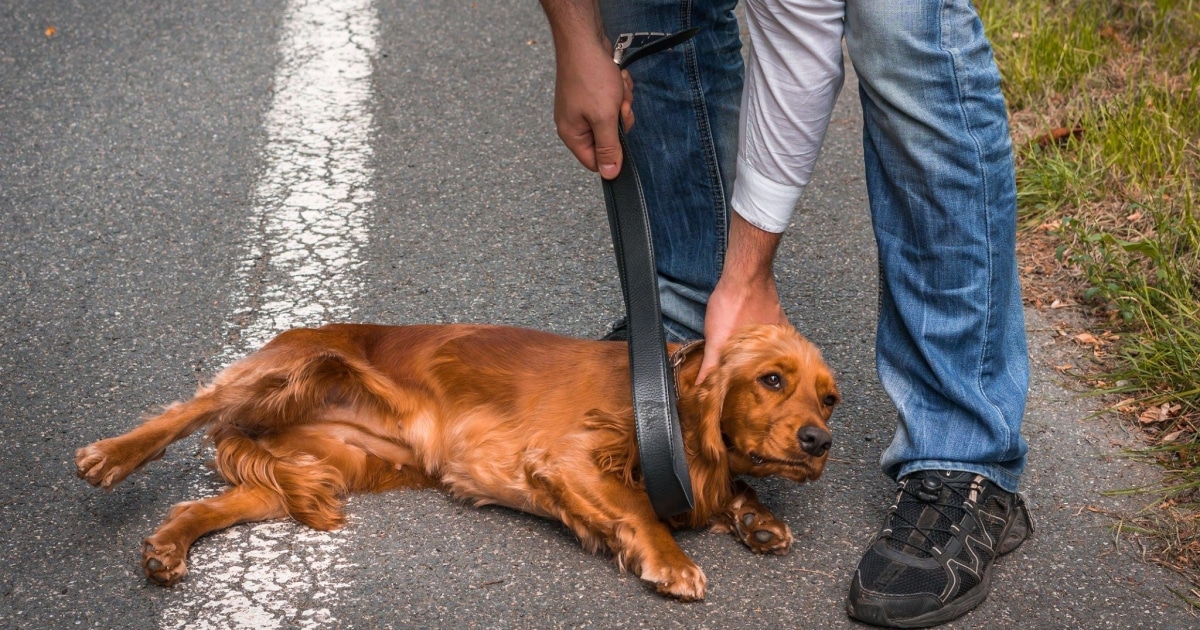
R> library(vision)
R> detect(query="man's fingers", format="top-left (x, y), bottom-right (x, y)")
top-left (557, 124), bottom-right (599, 172)
top-left (696, 336), bottom-right (725, 385)
top-left (593, 123), bottom-right (623, 180)
top-left (621, 69), bottom-right (635, 132)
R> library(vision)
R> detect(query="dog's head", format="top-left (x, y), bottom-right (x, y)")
top-left (691, 325), bottom-right (838, 483)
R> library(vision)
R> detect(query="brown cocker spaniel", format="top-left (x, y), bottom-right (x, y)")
top-left (76, 323), bottom-right (837, 600)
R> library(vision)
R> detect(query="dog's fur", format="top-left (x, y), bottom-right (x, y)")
top-left (76, 323), bottom-right (837, 600)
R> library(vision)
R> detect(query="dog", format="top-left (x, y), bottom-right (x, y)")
top-left (76, 323), bottom-right (837, 600)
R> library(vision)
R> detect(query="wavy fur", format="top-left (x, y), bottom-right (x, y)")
top-left (76, 323), bottom-right (837, 600)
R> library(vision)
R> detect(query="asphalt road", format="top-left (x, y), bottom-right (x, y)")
top-left (1, 1), bottom-right (1196, 628)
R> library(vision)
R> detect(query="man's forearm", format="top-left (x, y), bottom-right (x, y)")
top-left (538, 0), bottom-right (606, 50)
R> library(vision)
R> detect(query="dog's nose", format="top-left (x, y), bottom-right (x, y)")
top-left (798, 426), bottom-right (832, 457)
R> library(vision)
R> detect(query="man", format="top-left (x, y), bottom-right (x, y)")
top-left (538, 0), bottom-right (1032, 626)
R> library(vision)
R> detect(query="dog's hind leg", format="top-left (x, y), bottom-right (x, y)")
top-left (76, 392), bottom-right (224, 490)
top-left (141, 485), bottom-right (287, 587)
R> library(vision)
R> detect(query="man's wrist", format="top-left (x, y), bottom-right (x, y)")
top-left (722, 209), bottom-right (782, 285)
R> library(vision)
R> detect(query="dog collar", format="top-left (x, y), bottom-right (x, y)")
top-left (670, 339), bottom-right (705, 395)
top-left (670, 339), bottom-right (705, 369)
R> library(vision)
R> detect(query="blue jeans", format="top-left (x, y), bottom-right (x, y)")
top-left (603, 0), bottom-right (1028, 490)
top-left (599, 0), bottom-right (743, 342)
top-left (847, 0), bottom-right (1028, 491)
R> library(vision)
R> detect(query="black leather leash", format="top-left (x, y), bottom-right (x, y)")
top-left (603, 28), bottom-right (700, 519)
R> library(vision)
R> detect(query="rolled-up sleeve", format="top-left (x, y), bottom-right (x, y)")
top-left (732, 0), bottom-right (846, 233)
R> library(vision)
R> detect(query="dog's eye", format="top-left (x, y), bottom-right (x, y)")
top-left (823, 394), bottom-right (839, 407)
top-left (758, 373), bottom-right (784, 390)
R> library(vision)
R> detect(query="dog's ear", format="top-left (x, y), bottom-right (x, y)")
top-left (695, 352), bottom-right (731, 462)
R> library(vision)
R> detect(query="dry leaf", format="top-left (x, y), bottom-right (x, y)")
top-left (1074, 332), bottom-right (1100, 345)
top-left (1053, 364), bottom-right (1075, 373)
top-left (1160, 430), bottom-right (1185, 443)
top-left (1034, 126), bottom-right (1084, 147)
top-left (1139, 403), bottom-right (1181, 424)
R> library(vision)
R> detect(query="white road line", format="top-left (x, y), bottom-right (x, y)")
top-left (163, 0), bottom-right (379, 628)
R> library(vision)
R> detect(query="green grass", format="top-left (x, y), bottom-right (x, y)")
top-left (977, 0), bottom-right (1200, 584)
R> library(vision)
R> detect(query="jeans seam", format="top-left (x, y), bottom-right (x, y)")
top-left (680, 0), bottom-right (729, 274)
top-left (939, 0), bottom-right (1010, 457)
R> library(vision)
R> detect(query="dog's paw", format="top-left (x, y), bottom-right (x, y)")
top-left (75, 441), bottom-right (163, 490)
top-left (729, 496), bottom-right (793, 555)
top-left (75, 442), bottom-right (128, 490)
top-left (142, 540), bottom-right (188, 587)
top-left (646, 563), bottom-right (707, 602)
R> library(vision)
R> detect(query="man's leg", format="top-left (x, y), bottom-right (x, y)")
top-left (844, 0), bottom-right (1032, 626)
top-left (599, 0), bottom-right (743, 341)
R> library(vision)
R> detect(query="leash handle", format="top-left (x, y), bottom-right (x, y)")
top-left (602, 28), bottom-right (699, 519)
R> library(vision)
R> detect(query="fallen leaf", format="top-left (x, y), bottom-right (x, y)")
top-left (1053, 364), bottom-right (1075, 373)
top-left (1115, 398), bottom-right (1139, 414)
top-left (1160, 430), bottom-right (1185, 443)
top-left (1139, 403), bottom-right (1181, 424)
top-left (1034, 126), bottom-right (1084, 147)
top-left (1098, 24), bottom-right (1133, 51)
top-left (1074, 332), bottom-right (1100, 345)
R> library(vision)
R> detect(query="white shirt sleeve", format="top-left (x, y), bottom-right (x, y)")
top-left (732, 0), bottom-right (847, 233)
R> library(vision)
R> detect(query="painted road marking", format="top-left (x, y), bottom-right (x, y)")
top-left (164, 0), bottom-right (379, 628)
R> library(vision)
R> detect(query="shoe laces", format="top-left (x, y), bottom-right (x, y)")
top-left (883, 472), bottom-right (981, 558)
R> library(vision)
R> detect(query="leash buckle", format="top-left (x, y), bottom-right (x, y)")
top-left (612, 32), bottom-right (671, 65)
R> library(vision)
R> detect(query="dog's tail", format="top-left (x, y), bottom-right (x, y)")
top-left (204, 336), bottom-right (407, 530)
top-left (208, 336), bottom-right (405, 432)
top-left (209, 425), bottom-right (349, 530)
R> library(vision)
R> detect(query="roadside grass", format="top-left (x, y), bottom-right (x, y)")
top-left (977, 0), bottom-right (1200, 590)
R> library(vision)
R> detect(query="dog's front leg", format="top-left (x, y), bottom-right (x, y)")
top-left (620, 513), bottom-right (708, 601)
top-left (554, 478), bottom-right (707, 601)
top-left (710, 479), bottom-right (792, 555)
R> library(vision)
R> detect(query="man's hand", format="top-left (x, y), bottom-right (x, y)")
top-left (539, 0), bottom-right (633, 180)
top-left (698, 212), bottom-right (790, 384)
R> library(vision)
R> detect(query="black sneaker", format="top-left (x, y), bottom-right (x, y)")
top-left (600, 319), bottom-right (628, 341)
top-left (846, 470), bottom-right (1033, 628)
